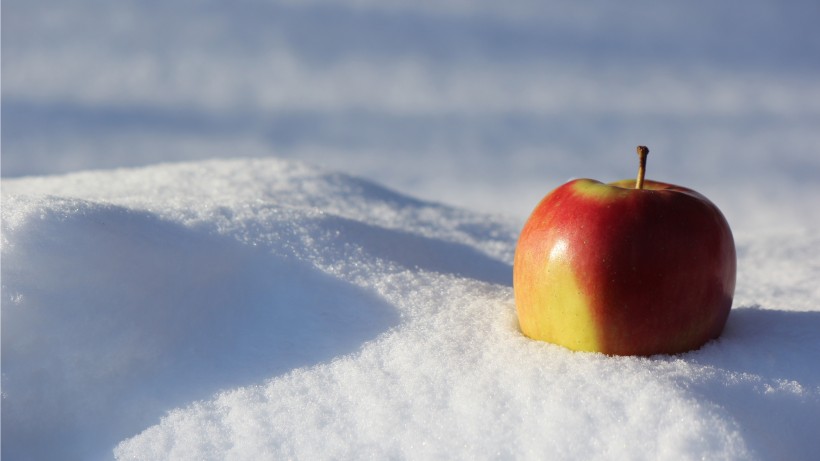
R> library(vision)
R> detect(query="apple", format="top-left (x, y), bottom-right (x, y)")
top-left (513, 146), bottom-right (736, 356)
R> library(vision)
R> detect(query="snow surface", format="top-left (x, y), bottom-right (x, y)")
top-left (2, 159), bottom-right (819, 460)
top-left (3, 0), bottom-right (820, 459)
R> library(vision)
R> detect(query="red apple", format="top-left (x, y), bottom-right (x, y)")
top-left (513, 146), bottom-right (736, 356)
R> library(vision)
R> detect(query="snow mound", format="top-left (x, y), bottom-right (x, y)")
top-left (2, 159), bottom-right (819, 460)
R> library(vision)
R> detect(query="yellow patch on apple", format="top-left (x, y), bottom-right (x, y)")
top-left (514, 250), bottom-right (600, 351)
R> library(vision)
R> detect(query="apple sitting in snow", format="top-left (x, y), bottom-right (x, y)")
top-left (513, 146), bottom-right (736, 356)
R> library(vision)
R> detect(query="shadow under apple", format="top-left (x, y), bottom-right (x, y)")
top-left (677, 306), bottom-right (820, 460)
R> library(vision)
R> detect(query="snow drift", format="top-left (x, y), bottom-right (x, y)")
top-left (2, 159), bottom-right (819, 460)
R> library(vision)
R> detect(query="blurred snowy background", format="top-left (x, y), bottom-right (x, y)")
top-left (4, 0), bottom-right (819, 227)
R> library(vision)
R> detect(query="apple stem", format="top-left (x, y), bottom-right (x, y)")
top-left (635, 145), bottom-right (649, 189)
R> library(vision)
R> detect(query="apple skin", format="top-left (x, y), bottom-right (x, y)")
top-left (513, 178), bottom-right (736, 356)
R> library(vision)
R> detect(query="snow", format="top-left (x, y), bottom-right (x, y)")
top-left (3, 160), bottom-right (819, 460)
top-left (3, 0), bottom-right (820, 460)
